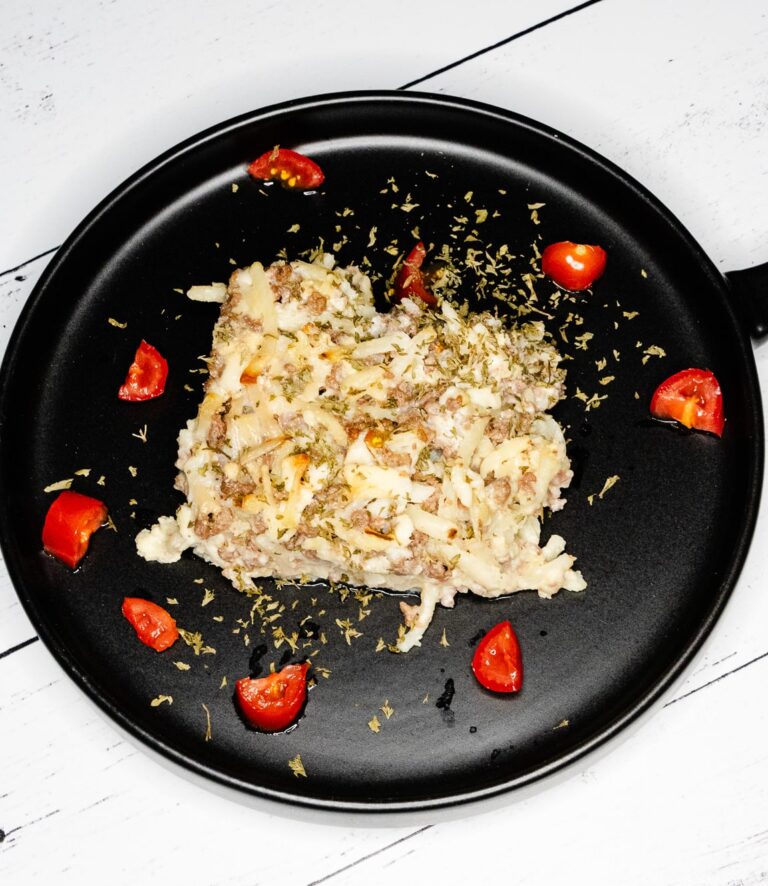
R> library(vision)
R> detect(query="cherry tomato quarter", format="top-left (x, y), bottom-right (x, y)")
top-left (236, 663), bottom-right (309, 732)
top-left (42, 490), bottom-right (108, 569)
top-left (541, 241), bottom-right (607, 291)
top-left (650, 368), bottom-right (724, 436)
top-left (394, 242), bottom-right (437, 306)
top-left (472, 620), bottom-right (523, 693)
top-left (118, 340), bottom-right (168, 401)
top-left (122, 597), bottom-right (179, 652)
top-left (247, 147), bottom-right (325, 190)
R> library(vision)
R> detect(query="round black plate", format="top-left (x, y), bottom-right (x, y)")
top-left (0, 92), bottom-right (761, 813)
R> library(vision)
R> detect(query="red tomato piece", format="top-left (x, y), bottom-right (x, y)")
top-left (42, 490), bottom-right (108, 569)
top-left (118, 340), bottom-right (168, 401)
top-left (650, 368), bottom-right (724, 437)
top-left (472, 620), bottom-right (523, 693)
top-left (394, 242), bottom-right (437, 306)
top-left (247, 147), bottom-right (325, 190)
top-left (541, 241), bottom-right (607, 291)
top-left (236, 663), bottom-right (309, 732)
top-left (121, 597), bottom-right (179, 652)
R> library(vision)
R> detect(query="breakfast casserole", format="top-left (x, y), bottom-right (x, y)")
top-left (136, 253), bottom-right (585, 650)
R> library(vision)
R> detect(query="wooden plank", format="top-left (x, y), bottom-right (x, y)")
top-left (423, 0), bottom-right (768, 272)
top-left (0, 645), bottom-right (414, 882)
top-left (2, 0), bottom-right (768, 883)
top-left (0, 0), bottom-right (578, 271)
top-left (2, 627), bottom-right (767, 883)
top-left (320, 651), bottom-right (768, 886)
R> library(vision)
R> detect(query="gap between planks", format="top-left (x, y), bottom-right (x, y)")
top-left (399, 0), bottom-right (607, 90)
top-left (304, 826), bottom-right (432, 886)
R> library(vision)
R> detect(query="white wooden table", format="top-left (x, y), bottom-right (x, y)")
top-left (2, 1), bottom-right (767, 882)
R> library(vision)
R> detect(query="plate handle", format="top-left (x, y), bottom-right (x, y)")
top-left (726, 262), bottom-right (768, 341)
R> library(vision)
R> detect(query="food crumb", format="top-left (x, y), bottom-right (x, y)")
top-left (174, 661), bottom-right (190, 671)
top-left (108, 318), bottom-right (127, 329)
top-left (43, 478), bottom-right (73, 493)
top-left (287, 224), bottom-right (300, 234)
top-left (201, 588), bottom-right (215, 607)
top-left (150, 695), bottom-right (173, 707)
top-left (380, 700), bottom-right (394, 720)
top-left (132, 425), bottom-right (148, 443)
top-left (128, 466), bottom-right (138, 477)
top-left (231, 183), bottom-right (239, 193)
top-left (439, 628), bottom-right (449, 648)
top-left (166, 597), bottom-right (178, 605)
top-left (368, 715), bottom-right (381, 733)
top-left (288, 754), bottom-right (307, 778)
top-left (74, 468), bottom-right (91, 477)
top-left (642, 345), bottom-right (667, 365)
top-left (574, 332), bottom-right (594, 351)
top-left (202, 703), bottom-right (212, 741)
top-left (599, 475), bottom-right (620, 499)
top-left (554, 719), bottom-right (570, 729)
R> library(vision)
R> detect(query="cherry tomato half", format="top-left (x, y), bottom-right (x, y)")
top-left (393, 242), bottom-right (437, 306)
top-left (118, 340), bottom-right (168, 401)
top-left (471, 620), bottom-right (523, 693)
top-left (650, 368), bottom-right (724, 437)
top-left (235, 663), bottom-right (309, 732)
top-left (42, 490), bottom-right (108, 569)
top-left (247, 147), bottom-right (325, 190)
top-left (541, 241), bottom-right (607, 291)
top-left (122, 597), bottom-right (179, 652)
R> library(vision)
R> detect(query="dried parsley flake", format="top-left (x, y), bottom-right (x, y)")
top-left (288, 754), bottom-right (307, 778)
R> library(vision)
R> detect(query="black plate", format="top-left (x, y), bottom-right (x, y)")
top-left (0, 92), bottom-right (761, 813)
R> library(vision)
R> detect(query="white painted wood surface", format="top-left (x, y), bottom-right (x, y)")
top-left (2, 0), bottom-right (767, 883)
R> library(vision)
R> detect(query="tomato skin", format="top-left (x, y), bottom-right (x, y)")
top-left (42, 490), bottom-right (108, 569)
top-left (394, 242), bottom-right (437, 306)
top-left (541, 241), bottom-right (607, 291)
top-left (118, 340), bottom-right (168, 401)
top-left (247, 147), bottom-right (325, 190)
top-left (472, 620), bottom-right (523, 693)
top-left (122, 597), bottom-right (179, 652)
top-left (650, 368), bottom-right (724, 436)
top-left (236, 663), bottom-right (309, 732)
